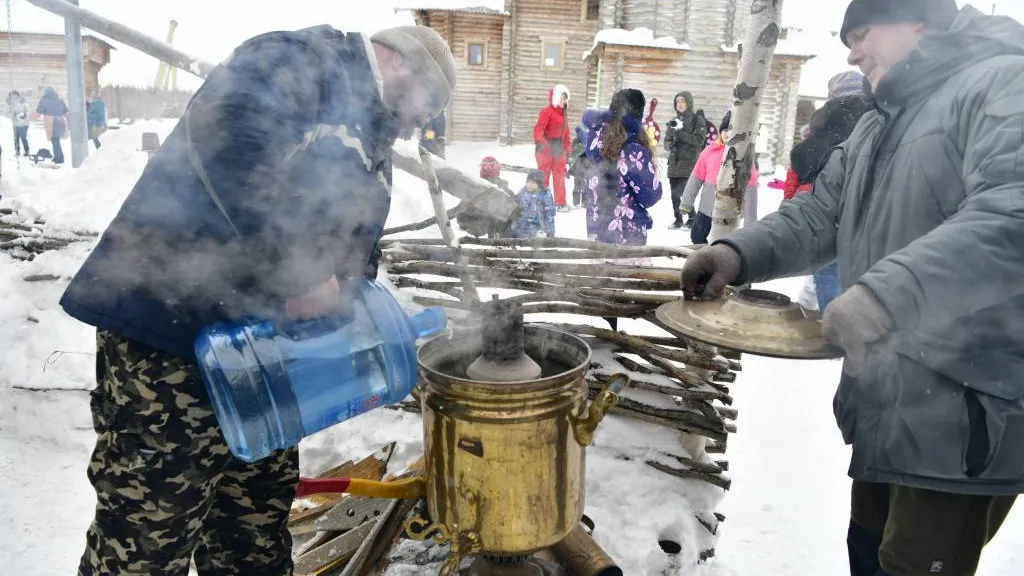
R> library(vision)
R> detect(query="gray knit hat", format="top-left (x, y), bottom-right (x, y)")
top-left (370, 26), bottom-right (457, 117)
top-left (828, 71), bottom-right (866, 99)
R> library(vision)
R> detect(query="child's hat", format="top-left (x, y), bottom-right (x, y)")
top-left (526, 169), bottom-right (546, 186)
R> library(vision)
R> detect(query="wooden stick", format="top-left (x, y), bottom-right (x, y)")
top-left (646, 460), bottom-right (732, 491)
top-left (419, 149), bottom-right (478, 305)
top-left (390, 261), bottom-right (680, 291)
top-left (382, 203), bottom-right (465, 236)
top-left (381, 235), bottom-right (693, 257)
top-left (547, 322), bottom-right (729, 374)
top-left (391, 276), bottom-right (464, 300)
top-left (594, 389), bottom-right (727, 435)
top-left (576, 288), bottom-right (679, 305)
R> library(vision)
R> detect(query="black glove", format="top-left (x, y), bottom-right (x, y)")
top-left (821, 285), bottom-right (895, 377)
top-left (680, 244), bottom-right (742, 299)
top-left (535, 142), bottom-right (544, 153)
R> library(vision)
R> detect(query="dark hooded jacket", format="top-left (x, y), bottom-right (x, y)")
top-left (790, 95), bottom-right (873, 186)
top-left (60, 26), bottom-right (398, 360)
top-left (720, 6), bottom-right (1024, 495)
top-left (663, 91), bottom-right (707, 178)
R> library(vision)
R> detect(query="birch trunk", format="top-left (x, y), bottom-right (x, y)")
top-left (707, 0), bottom-right (784, 243)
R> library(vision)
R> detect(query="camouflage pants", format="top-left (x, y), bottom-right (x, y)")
top-left (78, 330), bottom-right (299, 576)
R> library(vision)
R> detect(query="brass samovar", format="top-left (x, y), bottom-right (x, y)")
top-left (411, 322), bottom-right (625, 573)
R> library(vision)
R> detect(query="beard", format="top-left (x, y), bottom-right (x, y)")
top-left (382, 73), bottom-right (426, 131)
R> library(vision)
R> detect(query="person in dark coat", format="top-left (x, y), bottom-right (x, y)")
top-left (419, 109), bottom-right (446, 158)
top-left (663, 91), bottom-right (707, 229)
top-left (682, 3), bottom-right (1024, 574)
top-left (60, 25), bottom-right (456, 576)
top-left (788, 72), bottom-right (872, 311)
top-left (35, 85), bottom-right (68, 164)
top-left (86, 93), bottom-right (107, 149)
top-left (568, 126), bottom-right (587, 208)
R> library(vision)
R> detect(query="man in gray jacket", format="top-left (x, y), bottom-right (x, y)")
top-left (681, 1), bottom-right (1023, 574)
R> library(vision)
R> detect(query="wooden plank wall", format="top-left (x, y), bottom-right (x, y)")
top-left (419, 11), bottom-right (505, 142)
top-left (507, 0), bottom-right (600, 144)
top-left (0, 34), bottom-right (110, 105)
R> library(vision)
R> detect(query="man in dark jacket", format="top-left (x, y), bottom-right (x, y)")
top-left (420, 109), bottom-right (446, 158)
top-left (682, 2), bottom-right (1023, 575)
top-left (663, 91), bottom-right (707, 229)
top-left (62, 25), bottom-right (455, 576)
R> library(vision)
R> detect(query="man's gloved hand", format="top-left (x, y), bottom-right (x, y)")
top-left (821, 284), bottom-right (895, 377)
top-left (535, 142), bottom-right (544, 153)
top-left (680, 244), bottom-right (742, 300)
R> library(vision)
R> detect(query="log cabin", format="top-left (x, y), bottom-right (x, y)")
top-left (0, 31), bottom-right (113, 103)
top-left (397, 0), bottom-right (815, 164)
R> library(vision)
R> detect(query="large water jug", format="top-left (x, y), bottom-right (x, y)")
top-left (195, 279), bottom-right (447, 462)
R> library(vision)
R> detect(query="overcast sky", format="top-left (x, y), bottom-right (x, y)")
top-left (3, 0), bottom-right (1021, 95)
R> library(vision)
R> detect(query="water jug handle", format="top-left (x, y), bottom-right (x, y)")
top-left (408, 307), bottom-right (448, 339)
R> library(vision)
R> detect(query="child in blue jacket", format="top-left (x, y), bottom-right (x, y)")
top-left (510, 169), bottom-right (556, 238)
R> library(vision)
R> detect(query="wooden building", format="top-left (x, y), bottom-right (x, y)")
top-left (0, 31), bottom-right (113, 104)
top-left (400, 0), bottom-right (815, 164)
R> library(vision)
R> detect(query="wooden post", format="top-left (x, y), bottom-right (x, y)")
top-left (707, 0), bottom-right (783, 243)
top-left (64, 0), bottom-right (89, 168)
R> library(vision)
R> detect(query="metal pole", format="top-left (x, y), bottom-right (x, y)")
top-left (64, 0), bottom-right (88, 167)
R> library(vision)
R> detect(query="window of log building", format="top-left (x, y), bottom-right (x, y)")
top-left (542, 41), bottom-right (565, 69)
top-left (467, 41), bottom-right (486, 66)
top-left (584, 0), bottom-right (600, 20)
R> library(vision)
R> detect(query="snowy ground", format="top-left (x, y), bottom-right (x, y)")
top-left (2, 125), bottom-right (1023, 575)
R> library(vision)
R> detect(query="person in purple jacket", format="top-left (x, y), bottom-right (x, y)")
top-left (581, 88), bottom-right (663, 246)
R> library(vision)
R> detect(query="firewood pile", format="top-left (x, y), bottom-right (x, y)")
top-left (0, 208), bottom-right (98, 261)
top-left (379, 235), bottom-right (740, 491)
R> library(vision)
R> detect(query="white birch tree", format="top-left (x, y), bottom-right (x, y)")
top-left (707, 0), bottom-right (785, 243)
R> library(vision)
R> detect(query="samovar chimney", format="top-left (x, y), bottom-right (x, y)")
top-left (466, 295), bottom-right (543, 382)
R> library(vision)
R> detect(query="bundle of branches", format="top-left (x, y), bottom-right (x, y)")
top-left (380, 236), bottom-right (738, 492)
top-left (0, 208), bottom-right (98, 261)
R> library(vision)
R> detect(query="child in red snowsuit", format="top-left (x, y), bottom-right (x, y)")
top-left (533, 84), bottom-right (571, 209)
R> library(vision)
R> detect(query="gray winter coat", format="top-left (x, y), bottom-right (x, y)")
top-left (720, 6), bottom-right (1024, 496)
top-left (7, 97), bottom-right (29, 128)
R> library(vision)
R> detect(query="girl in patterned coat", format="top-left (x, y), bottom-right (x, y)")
top-left (580, 88), bottom-right (663, 246)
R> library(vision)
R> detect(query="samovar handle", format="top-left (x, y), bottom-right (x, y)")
top-left (572, 373), bottom-right (629, 446)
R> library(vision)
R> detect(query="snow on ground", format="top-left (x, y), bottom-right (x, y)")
top-left (2, 133), bottom-right (1024, 576)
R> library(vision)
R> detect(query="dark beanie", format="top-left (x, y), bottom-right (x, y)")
top-left (610, 88), bottom-right (646, 119)
top-left (526, 169), bottom-right (546, 186)
top-left (841, 0), bottom-right (959, 47)
top-left (719, 110), bottom-right (733, 133)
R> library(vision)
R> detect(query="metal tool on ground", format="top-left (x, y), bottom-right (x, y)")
top-left (655, 288), bottom-right (843, 359)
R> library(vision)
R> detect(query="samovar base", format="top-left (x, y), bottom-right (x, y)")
top-left (463, 555), bottom-right (546, 576)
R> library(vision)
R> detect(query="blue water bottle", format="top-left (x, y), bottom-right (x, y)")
top-left (195, 279), bottom-right (447, 462)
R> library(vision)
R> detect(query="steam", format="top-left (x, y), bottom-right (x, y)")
top-left (74, 29), bottom-right (415, 324)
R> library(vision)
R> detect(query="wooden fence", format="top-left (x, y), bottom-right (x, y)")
top-left (99, 85), bottom-right (194, 119)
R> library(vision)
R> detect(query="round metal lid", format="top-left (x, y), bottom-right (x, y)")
top-left (655, 289), bottom-right (843, 360)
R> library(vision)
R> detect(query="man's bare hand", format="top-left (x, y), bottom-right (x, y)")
top-left (285, 275), bottom-right (342, 320)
